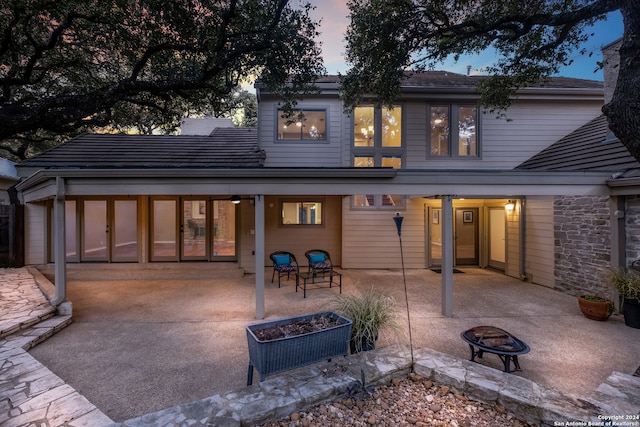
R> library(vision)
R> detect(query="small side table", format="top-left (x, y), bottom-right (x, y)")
top-left (295, 271), bottom-right (342, 298)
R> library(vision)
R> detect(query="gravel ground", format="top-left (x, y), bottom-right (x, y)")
top-left (261, 373), bottom-right (537, 427)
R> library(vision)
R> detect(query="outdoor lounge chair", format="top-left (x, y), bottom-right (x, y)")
top-left (305, 249), bottom-right (333, 281)
top-left (270, 251), bottom-right (299, 288)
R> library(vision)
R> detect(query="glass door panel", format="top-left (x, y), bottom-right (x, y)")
top-left (488, 207), bottom-right (506, 271)
top-left (212, 200), bottom-right (236, 258)
top-left (182, 200), bottom-right (207, 260)
top-left (82, 200), bottom-right (108, 261)
top-left (455, 208), bottom-right (479, 265)
top-left (152, 199), bottom-right (178, 260)
top-left (113, 200), bottom-right (138, 261)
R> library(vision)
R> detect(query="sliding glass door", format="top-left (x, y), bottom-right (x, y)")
top-left (155, 197), bottom-right (236, 261)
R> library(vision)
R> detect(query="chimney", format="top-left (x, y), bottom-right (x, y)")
top-left (602, 39), bottom-right (621, 105)
top-left (466, 65), bottom-right (472, 76)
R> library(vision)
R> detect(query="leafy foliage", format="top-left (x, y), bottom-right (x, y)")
top-left (341, 1), bottom-right (640, 161)
top-left (0, 0), bottom-right (324, 160)
top-left (328, 286), bottom-right (400, 353)
top-left (608, 267), bottom-right (640, 302)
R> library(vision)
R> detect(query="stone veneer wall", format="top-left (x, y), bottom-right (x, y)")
top-left (554, 195), bottom-right (611, 296)
top-left (625, 195), bottom-right (640, 265)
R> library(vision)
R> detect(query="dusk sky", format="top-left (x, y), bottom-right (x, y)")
top-left (307, 1), bottom-right (624, 81)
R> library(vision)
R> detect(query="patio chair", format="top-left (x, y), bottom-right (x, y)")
top-left (270, 251), bottom-right (299, 288)
top-left (305, 249), bottom-right (333, 281)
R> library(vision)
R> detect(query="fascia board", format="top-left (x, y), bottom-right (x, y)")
top-left (17, 168), bottom-right (611, 199)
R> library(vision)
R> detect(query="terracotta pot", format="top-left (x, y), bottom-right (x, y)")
top-left (578, 295), bottom-right (613, 321)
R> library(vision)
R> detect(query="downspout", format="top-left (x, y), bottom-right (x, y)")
top-left (520, 197), bottom-right (526, 280)
top-left (610, 195), bottom-right (626, 308)
top-left (51, 177), bottom-right (67, 307)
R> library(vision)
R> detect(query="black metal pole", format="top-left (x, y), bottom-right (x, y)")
top-left (393, 213), bottom-right (415, 370)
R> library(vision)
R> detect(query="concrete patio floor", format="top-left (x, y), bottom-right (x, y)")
top-left (27, 266), bottom-right (640, 423)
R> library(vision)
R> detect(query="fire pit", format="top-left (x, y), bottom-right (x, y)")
top-left (460, 325), bottom-right (530, 373)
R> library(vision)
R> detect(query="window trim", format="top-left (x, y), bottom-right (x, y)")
top-left (427, 103), bottom-right (480, 159)
top-left (352, 105), bottom-right (405, 209)
top-left (275, 107), bottom-right (329, 142)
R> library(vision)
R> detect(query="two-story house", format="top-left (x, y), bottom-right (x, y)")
top-left (15, 41), bottom-right (636, 318)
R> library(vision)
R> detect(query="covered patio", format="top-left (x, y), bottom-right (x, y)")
top-left (27, 265), bottom-right (640, 423)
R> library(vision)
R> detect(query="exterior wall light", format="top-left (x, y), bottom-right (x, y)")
top-left (505, 200), bottom-right (515, 212)
top-left (231, 195), bottom-right (241, 204)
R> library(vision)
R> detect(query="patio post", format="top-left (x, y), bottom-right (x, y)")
top-left (254, 194), bottom-right (265, 319)
top-left (51, 177), bottom-right (67, 307)
top-left (441, 195), bottom-right (454, 317)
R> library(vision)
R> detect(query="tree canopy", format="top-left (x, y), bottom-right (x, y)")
top-left (342, 0), bottom-right (640, 162)
top-left (0, 0), bottom-right (324, 160)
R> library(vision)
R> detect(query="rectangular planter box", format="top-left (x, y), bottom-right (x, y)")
top-left (246, 311), bottom-right (352, 384)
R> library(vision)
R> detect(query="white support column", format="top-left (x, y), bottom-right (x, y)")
top-left (441, 195), bottom-right (454, 317)
top-left (254, 194), bottom-right (265, 319)
top-left (52, 177), bottom-right (67, 307)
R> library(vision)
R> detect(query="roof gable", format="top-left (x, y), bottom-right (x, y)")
top-left (17, 128), bottom-right (264, 169)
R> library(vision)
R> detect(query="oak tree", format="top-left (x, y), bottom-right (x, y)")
top-left (342, 0), bottom-right (640, 161)
top-left (0, 0), bottom-right (324, 160)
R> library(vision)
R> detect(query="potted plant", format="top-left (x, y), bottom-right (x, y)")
top-left (577, 295), bottom-right (614, 321)
top-left (608, 267), bottom-right (640, 329)
top-left (328, 286), bottom-right (400, 353)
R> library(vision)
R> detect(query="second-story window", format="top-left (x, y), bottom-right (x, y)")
top-left (277, 109), bottom-right (326, 140)
top-left (429, 105), bottom-right (478, 157)
top-left (352, 105), bottom-right (404, 208)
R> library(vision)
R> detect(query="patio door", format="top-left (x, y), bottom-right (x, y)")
top-left (427, 207), bottom-right (442, 267)
top-left (151, 199), bottom-right (179, 261)
top-left (151, 198), bottom-right (237, 261)
top-left (211, 200), bottom-right (236, 259)
top-left (455, 208), bottom-right (479, 265)
top-left (75, 198), bottom-right (139, 262)
top-left (182, 200), bottom-right (208, 260)
top-left (82, 200), bottom-right (108, 261)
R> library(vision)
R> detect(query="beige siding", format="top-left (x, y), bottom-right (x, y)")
top-left (342, 198), bottom-right (426, 269)
top-left (251, 196), bottom-right (342, 272)
top-left (259, 96), bottom-right (601, 171)
top-left (402, 100), bottom-right (602, 170)
top-left (342, 197), bottom-right (524, 275)
top-left (259, 100), bottom-right (346, 167)
top-left (524, 196), bottom-right (555, 287)
top-left (481, 101), bottom-right (603, 169)
top-left (404, 101), bottom-right (428, 165)
top-left (24, 203), bottom-right (47, 265)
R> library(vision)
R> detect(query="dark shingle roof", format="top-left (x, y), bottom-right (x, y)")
top-left (516, 115), bottom-right (639, 171)
top-left (17, 128), bottom-right (264, 169)
top-left (312, 71), bottom-right (603, 89)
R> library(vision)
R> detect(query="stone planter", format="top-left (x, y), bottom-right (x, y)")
top-left (246, 311), bottom-right (352, 384)
top-left (578, 295), bottom-right (613, 321)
